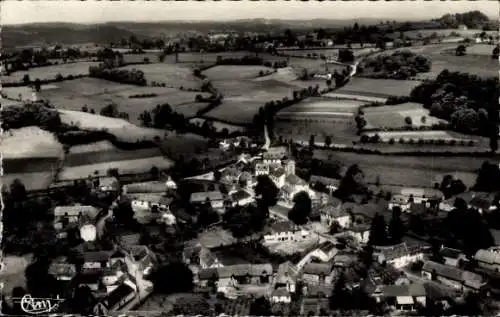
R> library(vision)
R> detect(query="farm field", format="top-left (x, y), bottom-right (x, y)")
top-left (464, 44), bottom-right (496, 56)
top-left (280, 98), bottom-right (365, 113)
top-left (64, 140), bottom-right (164, 166)
top-left (335, 77), bottom-right (423, 98)
top-left (1, 126), bottom-right (64, 159)
top-left (312, 150), bottom-right (486, 188)
top-left (2, 171), bottom-right (55, 191)
top-left (204, 79), bottom-right (294, 125)
top-left (58, 110), bottom-right (166, 142)
top-left (278, 49), bottom-right (339, 58)
top-left (58, 156), bottom-right (174, 181)
top-left (362, 102), bottom-right (445, 129)
top-left (203, 65), bottom-right (274, 80)
top-left (0, 255), bottom-right (31, 299)
top-left (38, 78), bottom-right (209, 123)
top-left (122, 52), bottom-right (161, 64)
top-left (364, 130), bottom-right (473, 142)
top-left (189, 118), bottom-right (247, 133)
top-left (274, 117), bottom-right (358, 144)
top-left (1, 61), bottom-right (98, 83)
top-left (118, 63), bottom-right (202, 89)
top-left (402, 29), bottom-right (497, 39)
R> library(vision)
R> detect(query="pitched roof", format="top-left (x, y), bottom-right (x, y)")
top-left (99, 176), bottom-right (119, 189)
top-left (271, 167), bottom-right (286, 178)
top-left (277, 261), bottom-right (299, 282)
top-left (265, 221), bottom-right (296, 234)
top-left (422, 261), bottom-right (485, 288)
top-left (474, 248), bottom-right (500, 266)
top-left (376, 243), bottom-right (424, 262)
top-left (375, 283), bottom-right (426, 298)
top-left (198, 263), bottom-right (273, 280)
top-left (255, 163), bottom-right (270, 172)
top-left (48, 261), bottom-right (77, 277)
top-left (190, 191), bottom-right (224, 202)
top-left (54, 205), bottom-right (99, 218)
top-left (440, 247), bottom-right (463, 260)
top-left (128, 193), bottom-right (173, 206)
top-left (230, 190), bottom-right (252, 201)
top-left (102, 283), bottom-right (135, 310)
top-left (123, 181), bottom-right (168, 194)
top-left (303, 262), bottom-right (333, 276)
top-left (318, 241), bottom-right (337, 254)
top-left (286, 174), bottom-right (307, 186)
top-left (80, 250), bottom-right (114, 263)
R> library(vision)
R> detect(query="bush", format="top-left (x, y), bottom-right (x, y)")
top-left (468, 140), bottom-right (475, 146)
top-left (386, 95), bottom-right (411, 105)
top-left (418, 138), bottom-right (425, 145)
top-left (404, 116), bottom-right (413, 125)
top-left (399, 138), bottom-right (406, 144)
top-left (407, 138), bottom-right (415, 144)
top-left (388, 138), bottom-right (395, 145)
top-left (448, 139), bottom-right (456, 146)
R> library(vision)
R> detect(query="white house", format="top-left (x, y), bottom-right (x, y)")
top-left (308, 241), bottom-right (338, 262)
top-left (271, 287), bottom-right (292, 304)
top-left (255, 163), bottom-right (270, 176)
top-left (319, 200), bottom-right (350, 228)
top-left (374, 243), bottom-right (425, 269)
top-left (97, 176), bottom-right (120, 193)
top-left (129, 194), bottom-right (173, 212)
top-left (190, 191), bottom-right (225, 209)
top-left (54, 205), bottom-right (100, 232)
top-left (229, 189), bottom-right (254, 207)
top-left (263, 221), bottom-right (310, 243)
top-left (275, 261), bottom-right (298, 293)
top-left (344, 224), bottom-right (370, 244)
top-left (474, 247), bottom-right (500, 272)
top-left (270, 167), bottom-right (286, 189)
top-left (371, 283), bottom-right (427, 312)
top-left (388, 195), bottom-right (412, 213)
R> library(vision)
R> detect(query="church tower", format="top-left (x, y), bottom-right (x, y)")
top-left (285, 159), bottom-right (295, 176)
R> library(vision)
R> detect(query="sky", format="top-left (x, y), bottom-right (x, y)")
top-left (2, 1), bottom-right (498, 25)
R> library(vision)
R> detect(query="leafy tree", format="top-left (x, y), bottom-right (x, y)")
top-left (336, 164), bottom-right (367, 200)
top-left (368, 213), bottom-right (387, 246)
top-left (388, 206), bottom-right (405, 244)
top-left (324, 135), bottom-right (332, 147)
top-left (100, 103), bottom-right (119, 118)
top-left (338, 49), bottom-right (355, 63)
top-left (329, 272), bottom-right (350, 309)
top-left (22, 74), bottom-right (30, 84)
top-left (70, 285), bottom-right (96, 315)
top-left (33, 78), bottom-right (41, 92)
top-left (309, 134), bottom-right (315, 147)
top-left (138, 110), bottom-right (152, 127)
top-left (474, 161), bottom-right (500, 192)
top-left (151, 262), bottom-right (194, 294)
top-left (112, 198), bottom-right (136, 228)
top-left (329, 221), bottom-right (341, 234)
top-left (249, 297), bottom-right (272, 316)
top-left (225, 206), bottom-right (253, 238)
top-left (456, 45), bottom-right (467, 56)
top-left (255, 175), bottom-right (278, 207)
top-left (492, 45), bottom-right (499, 59)
top-left (404, 116), bottom-right (413, 125)
top-left (288, 191), bottom-right (312, 225)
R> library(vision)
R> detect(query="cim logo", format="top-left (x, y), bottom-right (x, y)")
top-left (14, 294), bottom-right (65, 315)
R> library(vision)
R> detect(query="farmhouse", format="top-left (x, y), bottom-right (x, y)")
top-left (440, 192), bottom-right (497, 214)
top-left (474, 247), bottom-right (500, 272)
top-left (319, 200), bottom-right (349, 228)
top-left (422, 260), bottom-right (487, 292)
top-left (255, 163), bottom-right (270, 176)
top-left (77, 250), bottom-right (115, 273)
top-left (310, 175), bottom-right (340, 193)
top-left (129, 193), bottom-right (173, 212)
top-left (275, 261), bottom-right (299, 293)
top-left (374, 243), bottom-right (425, 269)
top-left (190, 190), bottom-right (225, 209)
top-left (388, 195), bottom-right (412, 213)
top-left (93, 283), bottom-right (137, 315)
top-left (344, 224), bottom-right (370, 244)
top-left (301, 262), bottom-right (335, 285)
top-left (270, 167), bottom-right (287, 189)
top-left (371, 283), bottom-right (427, 312)
top-left (308, 241), bottom-right (338, 262)
top-left (271, 287), bottom-right (292, 304)
top-left (48, 257), bottom-right (77, 281)
top-left (440, 247), bottom-right (466, 267)
top-left (97, 176), bottom-right (119, 193)
top-left (263, 221), bottom-right (311, 243)
top-left (54, 205), bottom-right (100, 233)
top-left (197, 263), bottom-right (273, 294)
top-left (229, 189), bottom-right (254, 207)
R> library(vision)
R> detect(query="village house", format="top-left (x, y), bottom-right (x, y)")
top-left (197, 263), bottom-right (273, 294)
top-left (422, 260), bottom-right (487, 292)
top-left (281, 175), bottom-right (313, 204)
top-left (73, 272), bottom-right (106, 293)
top-left (344, 224), bottom-right (370, 244)
top-left (371, 283), bottom-right (427, 312)
top-left (75, 249), bottom-right (115, 273)
top-left (101, 262), bottom-right (128, 293)
top-left (221, 167), bottom-right (242, 185)
top-left (388, 195), bottom-right (412, 213)
top-left (190, 190), bottom-right (225, 209)
top-left (301, 262), bottom-right (335, 285)
top-left (440, 247), bottom-right (466, 267)
top-left (270, 287), bottom-right (292, 304)
top-left (262, 146), bottom-right (288, 165)
top-left (129, 193), bottom-right (173, 212)
top-left (308, 241), bottom-right (339, 263)
top-left (332, 252), bottom-right (358, 268)
top-left (474, 247), bottom-right (500, 272)
top-left (263, 221), bottom-right (311, 244)
top-left (374, 243), bottom-right (426, 269)
top-left (270, 167), bottom-right (287, 189)
top-left (255, 163), bottom-right (270, 176)
top-left (397, 187), bottom-right (443, 205)
top-left (96, 176), bottom-right (120, 193)
top-left (48, 257), bottom-right (78, 281)
top-left (122, 180), bottom-right (170, 194)
top-left (309, 175), bottom-right (340, 194)
top-left (275, 261), bottom-right (299, 293)
top-left (229, 189), bottom-right (254, 207)
top-left (54, 205), bottom-right (100, 235)
top-left (92, 283), bottom-right (137, 315)
top-left (300, 285), bottom-right (332, 316)
top-left (126, 245), bottom-right (157, 277)
top-left (439, 191), bottom-right (496, 213)
top-left (319, 200), bottom-right (349, 228)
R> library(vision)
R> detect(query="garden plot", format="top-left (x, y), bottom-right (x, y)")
top-left (2, 85), bottom-right (59, 101)
top-left (58, 110), bottom-right (165, 142)
top-left (58, 156), bottom-right (174, 181)
top-left (0, 126), bottom-right (64, 159)
top-left (335, 77), bottom-right (423, 98)
top-left (1, 61), bottom-right (98, 83)
top-left (203, 65), bottom-right (274, 81)
top-left (40, 78), bottom-right (209, 122)
top-left (364, 130), bottom-right (471, 142)
top-left (118, 63), bottom-right (202, 89)
top-left (465, 44), bottom-right (497, 56)
top-left (363, 102), bottom-right (444, 129)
